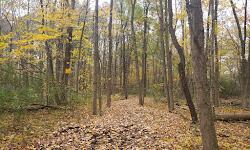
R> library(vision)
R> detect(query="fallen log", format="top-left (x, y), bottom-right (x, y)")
top-left (26, 104), bottom-right (61, 111)
top-left (216, 113), bottom-right (250, 121)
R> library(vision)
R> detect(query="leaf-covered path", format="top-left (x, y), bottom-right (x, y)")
top-left (33, 96), bottom-right (193, 149)
top-left (15, 96), bottom-right (249, 149)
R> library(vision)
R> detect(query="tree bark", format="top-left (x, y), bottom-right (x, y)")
top-left (216, 113), bottom-right (250, 121)
top-left (159, 0), bottom-right (169, 106)
top-left (93, 0), bottom-right (99, 115)
top-left (247, 39), bottom-right (250, 100)
top-left (165, 0), bottom-right (174, 112)
top-left (210, 0), bottom-right (215, 105)
top-left (185, 0), bottom-right (219, 149)
top-left (142, 1), bottom-right (149, 105)
top-left (113, 34), bottom-right (119, 94)
top-left (122, 25), bottom-right (127, 99)
top-left (214, 0), bottom-right (220, 106)
top-left (205, 0), bottom-right (212, 59)
top-left (93, 0), bottom-right (100, 115)
top-left (98, 50), bottom-right (102, 116)
top-left (107, 0), bottom-right (113, 108)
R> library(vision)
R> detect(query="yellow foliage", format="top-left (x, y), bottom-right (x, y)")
top-left (20, 44), bottom-right (35, 50)
top-left (65, 68), bottom-right (71, 74)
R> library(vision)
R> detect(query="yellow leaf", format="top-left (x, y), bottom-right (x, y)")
top-left (65, 68), bottom-right (71, 74)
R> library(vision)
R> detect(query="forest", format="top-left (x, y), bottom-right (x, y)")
top-left (0, 0), bottom-right (249, 149)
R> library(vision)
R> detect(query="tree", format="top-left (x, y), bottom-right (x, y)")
top-left (61, 0), bottom-right (75, 105)
top-left (185, 0), bottom-right (219, 149)
top-left (168, 0), bottom-right (198, 122)
top-left (130, 0), bottom-right (142, 105)
top-left (158, 0), bottom-right (169, 108)
top-left (229, 0), bottom-right (248, 108)
top-left (210, 0), bottom-right (215, 105)
top-left (141, 0), bottom-right (150, 105)
top-left (93, 0), bottom-right (100, 115)
top-left (107, 0), bottom-right (114, 108)
top-left (214, 0), bottom-right (220, 106)
top-left (165, 0), bottom-right (174, 111)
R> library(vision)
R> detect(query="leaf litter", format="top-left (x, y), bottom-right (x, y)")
top-left (1, 96), bottom-right (249, 149)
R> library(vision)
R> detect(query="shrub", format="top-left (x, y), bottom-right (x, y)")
top-left (219, 75), bottom-right (240, 99)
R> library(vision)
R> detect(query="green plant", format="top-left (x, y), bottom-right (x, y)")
top-left (219, 75), bottom-right (240, 99)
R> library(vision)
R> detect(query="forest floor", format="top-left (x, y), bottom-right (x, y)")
top-left (0, 95), bottom-right (250, 149)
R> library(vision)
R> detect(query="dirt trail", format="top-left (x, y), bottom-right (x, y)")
top-left (33, 96), bottom-right (192, 149)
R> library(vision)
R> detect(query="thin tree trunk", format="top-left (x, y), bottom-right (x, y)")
top-left (93, 0), bottom-right (99, 115)
top-left (107, 0), bottom-right (113, 108)
top-left (210, 0), bottom-right (215, 105)
top-left (102, 38), bottom-right (107, 90)
top-left (159, 0), bottom-right (169, 106)
top-left (98, 52), bottom-right (102, 116)
top-left (205, 0), bottom-right (212, 57)
top-left (169, 0), bottom-right (197, 122)
top-left (214, 0), bottom-right (219, 106)
top-left (113, 34), bottom-right (119, 94)
top-left (165, 0), bottom-right (174, 111)
top-left (120, 38), bottom-right (123, 90)
top-left (142, 1), bottom-right (149, 104)
top-left (153, 56), bottom-right (155, 85)
top-left (126, 34), bottom-right (131, 88)
top-left (130, 0), bottom-right (142, 105)
top-left (247, 39), bottom-right (250, 100)
top-left (122, 26), bottom-right (127, 99)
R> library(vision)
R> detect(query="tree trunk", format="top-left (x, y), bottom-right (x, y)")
top-left (247, 39), bottom-right (250, 100)
top-left (56, 33), bottom-right (63, 83)
top-left (159, 0), bottom-right (169, 106)
top-left (214, 0), bottom-right (219, 106)
top-left (107, 0), bottom-right (113, 108)
top-left (142, 1), bottom-right (149, 105)
top-left (230, 0), bottom-right (248, 108)
top-left (93, 0), bottom-right (99, 115)
top-left (216, 113), bottom-right (250, 121)
top-left (210, 0), bottom-right (215, 105)
top-left (165, 0), bottom-right (174, 111)
top-left (205, 0), bottom-right (212, 59)
top-left (98, 51), bottom-right (102, 116)
top-left (60, 0), bottom-right (75, 105)
top-left (168, 0), bottom-right (197, 122)
top-left (130, 0), bottom-right (142, 105)
top-left (113, 34), bottom-right (119, 94)
top-left (102, 38), bottom-right (107, 90)
top-left (122, 26), bottom-right (127, 99)
top-left (185, 0), bottom-right (219, 149)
